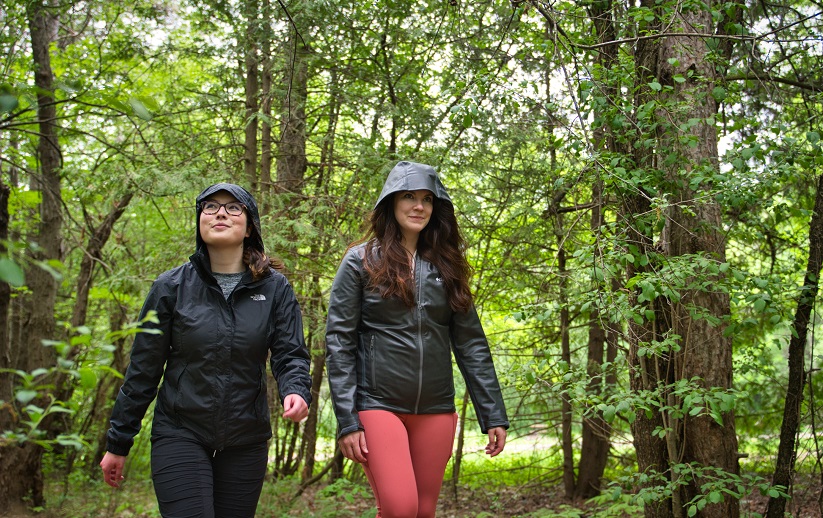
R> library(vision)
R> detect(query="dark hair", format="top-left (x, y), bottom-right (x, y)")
top-left (361, 195), bottom-right (473, 312)
top-left (243, 225), bottom-right (284, 279)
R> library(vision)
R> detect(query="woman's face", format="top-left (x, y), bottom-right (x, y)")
top-left (393, 189), bottom-right (434, 239)
top-left (199, 191), bottom-right (250, 249)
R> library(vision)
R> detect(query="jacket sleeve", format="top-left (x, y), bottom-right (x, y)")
top-left (105, 274), bottom-right (175, 456)
top-left (324, 249), bottom-right (365, 439)
top-left (450, 305), bottom-right (510, 433)
top-left (269, 274), bottom-right (313, 408)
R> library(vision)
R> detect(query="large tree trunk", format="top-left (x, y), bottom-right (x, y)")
top-left (0, 0), bottom-right (63, 512)
top-left (765, 174), bottom-right (823, 517)
top-left (628, 2), bottom-right (740, 517)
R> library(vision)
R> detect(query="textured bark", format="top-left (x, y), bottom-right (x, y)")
top-left (276, 36), bottom-right (309, 194)
top-left (575, 0), bottom-right (621, 498)
top-left (558, 244), bottom-right (576, 497)
top-left (71, 193), bottom-right (133, 329)
top-left (765, 174), bottom-right (823, 517)
top-left (627, 1), bottom-right (740, 516)
top-left (0, 182), bottom-right (11, 425)
top-left (0, 0), bottom-right (62, 512)
top-left (244, 0), bottom-right (260, 192)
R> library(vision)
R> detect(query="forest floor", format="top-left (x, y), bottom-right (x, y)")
top-left (2, 474), bottom-right (820, 517)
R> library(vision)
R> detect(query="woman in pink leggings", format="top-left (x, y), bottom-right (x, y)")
top-left (326, 161), bottom-right (509, 517)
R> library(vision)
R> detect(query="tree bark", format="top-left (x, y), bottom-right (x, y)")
top-left (244, 0), bottom-right (260, 192)
top-left (0, 0), bottom-right (63, 512)
top-left (765, 173), bottom-right (823, 517)
top-left (627, 1), bottom-right (740, 516)
top-left (71, 193), bottom-right (134, 329)
top-left (558, 243), bottom-right (576, 497)
top-left (276, 35), bottom-right (308, 194)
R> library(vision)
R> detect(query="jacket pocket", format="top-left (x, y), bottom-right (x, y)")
top-left (171, 363), bottom-right (189, 427)
top-left (368, 335), bottom-right (376, 391)
top-left (254, 365), bottom-right (269, 423)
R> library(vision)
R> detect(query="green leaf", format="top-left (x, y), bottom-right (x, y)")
top-left (15, 390), bottom-right (38, 405)
top-left (79, 368), bottom-right (97, 390)
top-left (649, 81), bottom-right (662, 92)
top-left (0, 258), bottom-right (25, 286)
top-left (709, 491), bottom-right (723, 503)
top-left (807, 131), bottom-right (820, 144)
top-left (129, 97), bottom-right (153, 121)
top-left (712, 86), bottom-right (727, 101)
top-left (0, 94), bottom-right (19, 114)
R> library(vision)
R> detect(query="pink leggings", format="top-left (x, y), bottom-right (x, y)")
top-left (359, 410), bottom-right (458, 518)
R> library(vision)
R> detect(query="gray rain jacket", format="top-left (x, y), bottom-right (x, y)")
top-left (325, 162), bottom-right (509, 439)
top-left (105, 183), bottom-right (312, 456)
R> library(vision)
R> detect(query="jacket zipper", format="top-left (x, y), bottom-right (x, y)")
top-left (414, 252), bottom-right (423, 413)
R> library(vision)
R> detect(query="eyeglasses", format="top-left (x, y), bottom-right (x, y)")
top-left (201, 201), bottom-right (245, 216)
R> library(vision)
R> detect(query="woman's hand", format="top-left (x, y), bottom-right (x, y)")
top-left (100, 452), bottom-right (126, 488)
top-left (338, 431), bottom-right (368, 464)
top-left (485, 426), bottom-right (507, 457)
top-left (282, 394), bottom-right (309, 423)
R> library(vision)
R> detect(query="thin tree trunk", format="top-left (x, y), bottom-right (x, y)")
top-left (766, 173), bottom-right (823, 517)
top-left (0, 181), bottom-right (11, 425)
top-left (259, 0), bottom-right (273, 202)
top-left (276, 34), bottom-right (308, 194)
top-left (575, 180), bottom-right (614, 500)
top-left (71, 194), bottom-right (134, 329)
top-left (244, 0), bottom-right (260, 192)
top-left (450, 389), bottom-right (470, 495)
top-left (558, 243), bottom-right (576, 497)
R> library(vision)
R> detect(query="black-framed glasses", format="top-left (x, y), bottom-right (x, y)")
top-left (201, 201), bottom-right (245, 216)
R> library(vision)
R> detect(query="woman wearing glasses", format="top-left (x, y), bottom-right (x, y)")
top-left (100, 183), bottom-right (312, 518)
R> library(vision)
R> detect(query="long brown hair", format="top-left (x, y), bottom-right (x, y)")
top-left (244, 226), bottom-right (284, 279)
top-left (362, 195), bottom-right (473, 312)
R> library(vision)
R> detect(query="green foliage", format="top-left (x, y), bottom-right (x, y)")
top-left (0, 314), bottom-right (158, 451)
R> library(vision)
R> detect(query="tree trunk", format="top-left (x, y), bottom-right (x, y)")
top-left (765, 173), bottom-right (823, 517)
top-left (450, 389), bottom-right (470, 494)
top-left (628, 2), bottom-right (740, 516)
top-left (71, 194), bottom-right (134, 329)
top-left (244, 0), bottom-right (260, 192)
top-left (575, 180), bottom-right (615, 500)
top-left (0, 181), bottom-right (11, 427)
top-left (300, 340), bottom-right (325, 481)
top-left (259, 0), bottom-right (273, 202)
top-left (0, 0), bottom-right (63, 512)
top-left (276, 35), bottom-right (309, 194)
top-left (558, 243), bottom-right (576, 497)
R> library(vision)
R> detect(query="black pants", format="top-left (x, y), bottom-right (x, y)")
top-left (151, 436), bottom-right (268, 518)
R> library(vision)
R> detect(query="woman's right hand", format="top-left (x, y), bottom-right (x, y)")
top-left (338, 431), bottom-right (368, 464)
top-left (100, 452), bottom-right (126, 488)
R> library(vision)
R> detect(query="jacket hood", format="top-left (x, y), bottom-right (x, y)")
top-left (374, 161), bottom-right (452, 209)
top-left (195, 183), bottom-right (264, 254)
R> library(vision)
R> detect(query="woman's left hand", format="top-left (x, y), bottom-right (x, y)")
top-left (485, 426), bottom-right (507, 457)
top-left (282, 394), bottom-right (309, 423)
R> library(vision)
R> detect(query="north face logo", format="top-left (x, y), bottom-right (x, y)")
top-left (250, 294), bottom-right (266, 301)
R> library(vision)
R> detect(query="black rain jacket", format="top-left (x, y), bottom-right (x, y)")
top-left (106, 183), bottom-right (312, 456)
top-left (325, 162), bottom-right (509, 439)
